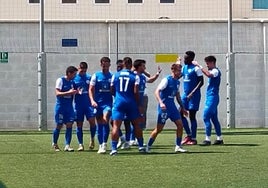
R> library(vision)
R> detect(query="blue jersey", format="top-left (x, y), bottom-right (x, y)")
top-left (138, 73), bottom-right (147, 106)
top-left (156, 75), bottom-right (181, 124)
top-left (182, 64), bottom-right (202, 95)
top-left (90, 71), bottom-right (113, 106)
top-left (73, 73), bottom-right (91, 106)
top-left (111, 69), bottom-right (140, 104)
top-left (55, 77), bottom-right (75, 106)
top-left (206, 68), bottom-right (221, 97)
top-left (159, 75), bottom-right (180, 104)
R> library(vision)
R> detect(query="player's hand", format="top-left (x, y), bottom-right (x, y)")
top-left (157, 66), bottom-right (162, 74)
top-left (192, 61), bottom-right (200, 67)
top-left (91, 101), bottom-right (98, 108)
top-left (69, 88), bottom-right (78, 95)
top-left (180, 108), bottom-right (188, 117)
top-left (159, 102), bottom-right (166, 110)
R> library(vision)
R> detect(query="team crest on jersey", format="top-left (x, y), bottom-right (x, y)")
top-left (86, 80), bottom-right (90, 84)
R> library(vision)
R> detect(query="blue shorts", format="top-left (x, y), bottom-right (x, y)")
top-left (74, 104), bottom-right (96, 121)
top-left (112, 101), bottom-right (139, 121)
top-left (182, 93), bottom-right (201, 111)
top-left (157, 102), bottom-right (181, 125)
top-left (96, 104), bottom-right (112, 116)
top-left (54, 104), bottom-right (75, 125)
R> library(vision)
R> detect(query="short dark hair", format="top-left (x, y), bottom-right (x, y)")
top-left (100, 57), bottom-right (111, 63)
top-left (133, 59), bottom-right (146, 69)
top-left (204, 55), bottom-right (216, 63)
top-left (185, 51), bottom-right (195, 59)
top-left (66, 66), bottom-right (78, 75)
top-left (79, 62), bottom-right (88, 69)
top-left (116, 59), bottom-right (123, 65)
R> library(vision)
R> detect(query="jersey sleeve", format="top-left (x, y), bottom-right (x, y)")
top-left (157, 77), bottom-right (168, 90)
top-left (209, 68), bottom-right (219, 77)
top-left (55, 78), bottom-right (63, 90)
top-left (195, 66), bottom-right (203, 76)
top-left (135, 75), bottom-right (140, 85)
top-left (90, 73), bottom-right (97, 86)
top-left (110, 75), bottom-right (115, 86)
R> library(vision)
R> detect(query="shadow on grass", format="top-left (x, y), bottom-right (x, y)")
top-left (0, 181), bottom-right (7, 188)
top-left (221, 143), bottom-right (259, 147)
top-left (223, 131), bottom-right (268, 136)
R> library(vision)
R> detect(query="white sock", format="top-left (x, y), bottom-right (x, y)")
top-left (217, 136), bottom-right (222, 140)
top-left (205, 136), bottom-right (211, 141)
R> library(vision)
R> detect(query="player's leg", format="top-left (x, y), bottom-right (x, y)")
top-left (201, 105), bottom-right (212, 146)
top-left (86, 106), bottom-right (97, 150)
top-left (75, 107), bottom-right (84, 151)
top-left (110, 119), bottom-right (122, 155)
top-left (174, 119), bottom-right (187, 152)
top-left (181, 97), bottom-right (192, 144)
top-left (211, 108), bottom-right (223, 145)
top-left (121, 119), bottom-right (131, 149)
top-left (146, 108), bottom-right (167, 152)
top-left (64, 122), bottom-right (74, 152)
top-left (188, 110), bottom-right (198, 145)
top-left (52, 105), bottom-right (63, 151)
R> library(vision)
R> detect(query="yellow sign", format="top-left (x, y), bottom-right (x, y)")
top-left (155, 54), bottom-right (178, 63)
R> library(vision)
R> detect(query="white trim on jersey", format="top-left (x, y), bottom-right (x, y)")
top-left (209, 68), bottom-right (219, 77)
top-left (90, 73), bottom-right (97, 86)
top-left (194, 66), bottom-right (203, 76)
top-left (55, 77), bottom-right (63, 90)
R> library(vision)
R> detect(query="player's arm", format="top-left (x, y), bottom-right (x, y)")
top-left (55, 78), bottom-right (77, 96)
top-left (192, 61), bottom-right (214, 78)
top-left (89, 74), bottom-right (98, 108)
top-left (187, 76), bottom-right (203, 99)
top-left (176, 91), bottom-right (188, 116)
top-left (147, 66), bottom-right (162, 83)
top-left (110, 75), bottom-right (115, 96)
top-left (134, 75), bottom-right (140, 104)
top-left (154, 78), bottom-right (167, 110)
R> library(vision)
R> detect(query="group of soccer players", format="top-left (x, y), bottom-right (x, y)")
top-left (52, 50), bottom-right (223, 155)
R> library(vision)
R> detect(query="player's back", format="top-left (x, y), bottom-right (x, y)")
top-left (207, 68), bottom-right (221, 97)
top-left (160, 75), bottom-right (180, 104)
top-left (113, 69), bottom-right (137, 104)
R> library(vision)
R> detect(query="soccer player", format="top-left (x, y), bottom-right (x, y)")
top-left (192, 56), bottom-right (224, 145)
top-left (73, 62), bottom-right (97, 151)
top-left (89, 57), bottom-right (113, 154)
top-left (110, 57), bottom-right (145, 156)
top-left (52, 66), bottom-right (78, 152)
top-left (181, 51), bottom-right (204, 145)
top-left (146, 63), bottom-right (187, 153)
top-left (126, 59), bottom-right (161, 148)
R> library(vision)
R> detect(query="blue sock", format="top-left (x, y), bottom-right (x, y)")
top-left (111, 140), bottom-right (118, 151)
top-left (182, 116), bottom-right (191, 136)
top-left (76, 127), bottom-right (83, 144)
top-left (90, 125), bottom-right (96, 139)
top-left (137, 137), bottom-right (144, 147)
top-left (130, 125), bottom-right (135, 141)
top-left (65, 127), bottom-right (72, 145)
top-left (147, 137), bottom-right (155, 147)
top-left (97, 124), bottom-right (104, 145)
top-left (190, 119), bottom-right (197, 139)
top-left (52, 128), bottom-right (60, 144)
top-left (103, 124), bottom-right (110, 143)
top-left (176, 137), bottom-right (182, 146)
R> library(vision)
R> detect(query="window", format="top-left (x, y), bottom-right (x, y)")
top-left (29, 0), bottom-right (39, 3)
top-left (62, 39), bottom-right (78, 47)
top-left (160, 0), bottom-right (175, 3)
top-left (253, 0), bottom-right (268, 9)
top-left (128, 0), bottom-right (143, 3)
top-left (95, 0), bottom-right (110, 3)
top-left (62, 0), bottom-right (77, 3)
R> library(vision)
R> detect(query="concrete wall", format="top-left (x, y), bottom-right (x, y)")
top-left (0, 20), bottom-right (267, 130)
